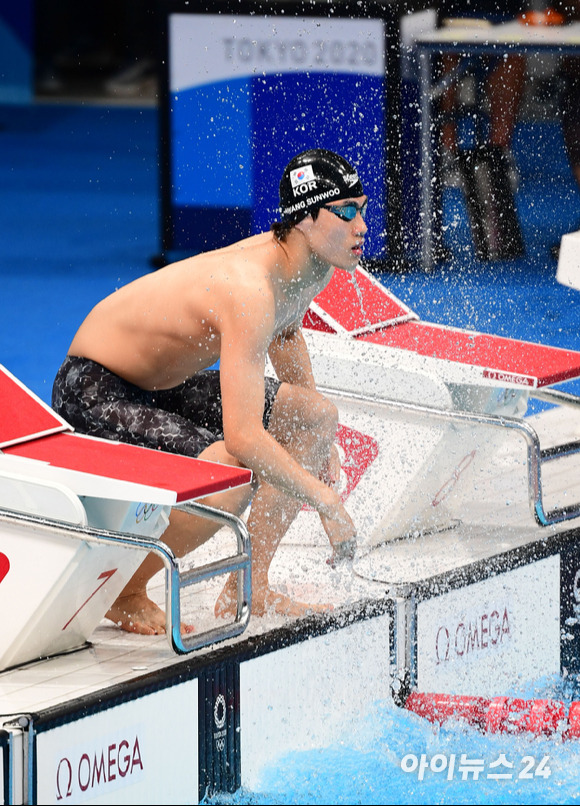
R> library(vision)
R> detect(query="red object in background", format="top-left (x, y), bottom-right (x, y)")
top-left (405, 692), bottom-right (574, 739)
top-left (518, 8), bottom-right (565, 25)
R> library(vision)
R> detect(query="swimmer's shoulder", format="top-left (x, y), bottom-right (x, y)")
top-left (220, 231), bottom-right (277, 256)
top-left (156, 233), bottom-right (285, 300)
top-left (159, 232), bottom-right (274, 271)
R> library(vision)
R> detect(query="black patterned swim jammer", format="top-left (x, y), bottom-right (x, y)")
top-left (52, 356), bottom-right (281, 458)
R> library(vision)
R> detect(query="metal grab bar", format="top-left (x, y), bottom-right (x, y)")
top-left (531, 386), bottom-right (580, 410)
top-left (0, 503), bottom-right (251, 655)
top-left (174, 500), bottom-right (252, 652)
top-left (318, 384), bottom-right (580, 528)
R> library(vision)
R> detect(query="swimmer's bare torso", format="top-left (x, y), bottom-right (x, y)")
top-left (69, 232), bottom-right (330, 391)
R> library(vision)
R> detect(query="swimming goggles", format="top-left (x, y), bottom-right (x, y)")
top-left (324, 200), bottom-right (368, 222)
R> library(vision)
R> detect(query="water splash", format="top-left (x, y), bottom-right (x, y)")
top-left (204, 694), bottom-right (580, 805)
top-left (350, 266), bottom-right (372, 331)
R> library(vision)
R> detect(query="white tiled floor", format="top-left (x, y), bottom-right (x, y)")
top-left (0, 537), bottom-right (386, 717)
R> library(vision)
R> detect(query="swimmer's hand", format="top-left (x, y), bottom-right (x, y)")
top-left (318, 491), bottom-right (357, 567)
top-left (320, 443), bottom-right (341, 489)
top-left (326, 537), bottom-right (357, 569)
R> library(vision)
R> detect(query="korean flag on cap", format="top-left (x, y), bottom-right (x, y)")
top-left (290, 165), bottom-right (316, 187)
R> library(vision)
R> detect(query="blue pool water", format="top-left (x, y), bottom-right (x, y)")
top-left (206, 678), bottom-right (580, 805)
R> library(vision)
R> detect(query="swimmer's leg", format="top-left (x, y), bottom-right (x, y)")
top-left (106, 441), bottom-right (253, 636)
top-left (216, 383), bottom-right (340, 619)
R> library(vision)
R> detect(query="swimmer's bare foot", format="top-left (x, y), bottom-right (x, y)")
top-left (106, 593), bottom-right (195, 636)
top-left (215, 586), bottom-right (333, 620)
top-left (255, 588), bottom-right (333, 618)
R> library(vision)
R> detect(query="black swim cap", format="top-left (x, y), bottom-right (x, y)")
top-left (279, 148), bottom-right (365, 222)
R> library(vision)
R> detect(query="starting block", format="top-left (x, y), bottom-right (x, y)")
top-left (283, 265), bottom-right (580, 550)
top-left (0, 365), bottom-right (253, 671)
top-left (557, 229), bottom-right (580, 292)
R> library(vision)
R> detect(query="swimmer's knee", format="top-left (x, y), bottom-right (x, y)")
top-left (318, 394), bottom-right (338, 428)
top-left (197, 441), bottom-right (254, 514)
top-left (199, 440), bottom-right (244, 468)
top-left (302, 389), bottom-right (338, 435)
top-left (270, 386), bottom-right (338, 448)
top-left (223, 483), bottom-right (253, 517)
top-left (276, 383), bottom-right (337, 427)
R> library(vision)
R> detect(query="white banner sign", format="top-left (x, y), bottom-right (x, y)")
top-left (170, 14), bottom-right (385, 91)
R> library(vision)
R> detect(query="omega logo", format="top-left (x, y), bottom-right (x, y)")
top-left (435, 607), bottom-right (511, 663)
top-left (55, 736), bottom-right (143, 800)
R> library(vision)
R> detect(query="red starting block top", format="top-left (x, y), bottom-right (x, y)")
top-left (4, 432), bottom-right (251, 503)
top-left (360, 321), bottom-right (580, 388)
top-left (0, 366), bottom-right (70, 449)
top-left (0, 364), bottom-right (251, 504)
top-left (305, 267), bottom-right (580, 389)
top-left (305, 266), bottom-right (417, 335)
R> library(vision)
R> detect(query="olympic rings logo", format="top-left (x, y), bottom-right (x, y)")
top-left (135, 503), bottom-right (159, 523)
top-left (431, 450), bottom-right (477, 507)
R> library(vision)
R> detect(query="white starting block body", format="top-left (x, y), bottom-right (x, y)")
top-left (281, 266), bottom-right (580, 550)
top-left (301, 331), bottom-right (527, 547)
top-left (0, 440), bottom-right (174, 670)
top-left (0, 366), bottom-right (252, 671)
top-left (556, 228), bottom-right (580, 291)
top-left (0, 476), bottom-right (156, 670)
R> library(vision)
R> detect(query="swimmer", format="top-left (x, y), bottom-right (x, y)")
top-left (52, 148), bottom-right (367, 635)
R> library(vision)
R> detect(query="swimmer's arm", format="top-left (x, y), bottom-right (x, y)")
top-left (268, 327), bottom-right (316, 390)
top-left (270, 325), bottom-right (341, 487)
top-left (219, 308), bottom-right (339, 516)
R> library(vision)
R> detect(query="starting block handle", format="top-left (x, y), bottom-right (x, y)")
top-left (319, 384), bottom-right (580, 530)
top-left (531, 386), bottom-right (580, 411)
top-left (171, 500), bottom-right (251, 653)
top-left (0, 502), bottom-right (252, 656)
